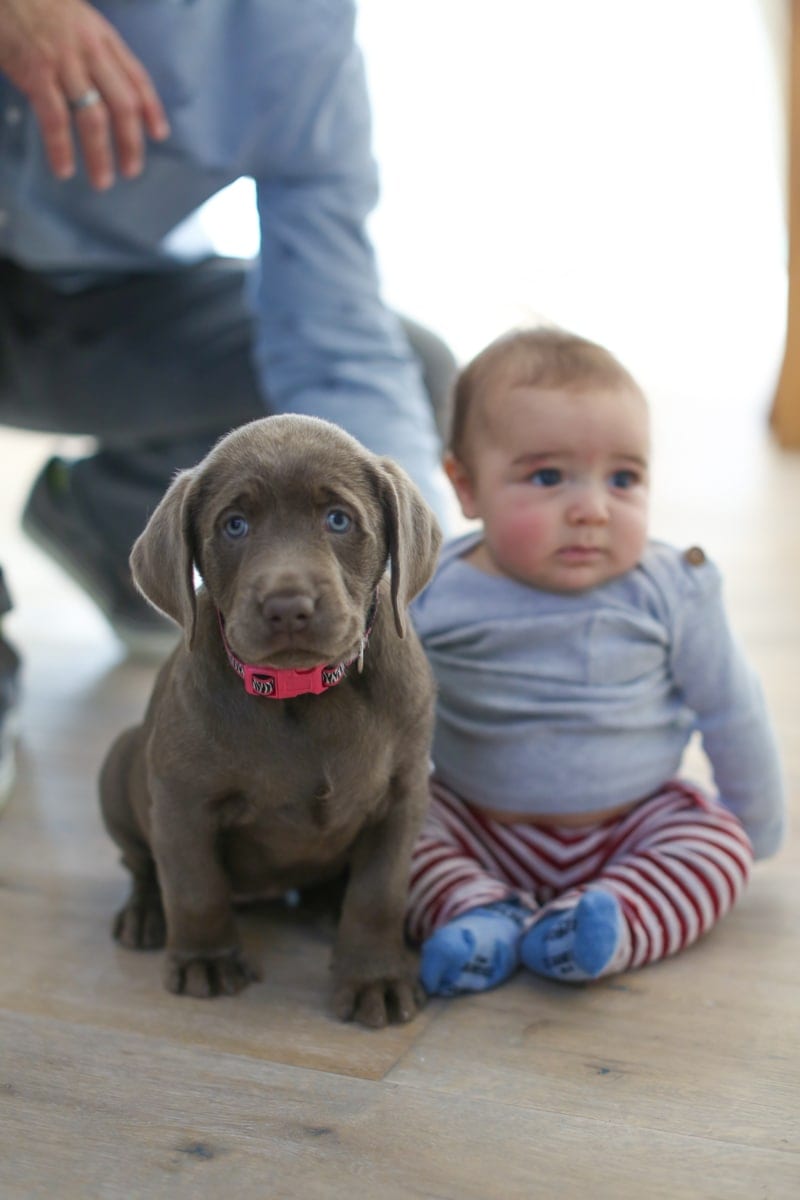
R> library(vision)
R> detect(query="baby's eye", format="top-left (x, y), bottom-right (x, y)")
top-left (530, 467), bottom-right (562, 487)
top-left (325, 508), bottom-right (352, 534)
top-left (223, 513), bottom-right (249, 540)
top-left (610, 469), bottom-right (641, 490)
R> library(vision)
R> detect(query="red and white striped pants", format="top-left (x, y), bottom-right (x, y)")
top-left (407, 779), bottom-right (754, 972)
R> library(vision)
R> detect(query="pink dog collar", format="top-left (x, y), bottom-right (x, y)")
top-left (218, 592), bottom-right (379, 700)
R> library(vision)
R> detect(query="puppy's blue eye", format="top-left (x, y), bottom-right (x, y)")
top-left (325, 508), bottom-right (352, 534)
top-left (224, 514), bottom-right (249, 540)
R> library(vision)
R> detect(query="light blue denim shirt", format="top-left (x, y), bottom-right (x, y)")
top-left (0, 0), bottom-right (451, 521)
top-left (411, 534), bottom-right (786, 859)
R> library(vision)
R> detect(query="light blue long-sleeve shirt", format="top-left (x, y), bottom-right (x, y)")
top-left (0, 0), bottom-right (451, 522)
top-left (411, 533), bottom-right (786, 859)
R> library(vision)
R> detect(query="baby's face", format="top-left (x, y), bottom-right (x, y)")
top-left (448, 382), bottom-right (650, 592)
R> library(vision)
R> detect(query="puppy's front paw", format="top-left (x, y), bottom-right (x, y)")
top-left (332, 961), bottom-right (426, 1028)
top-left (163, 947), bottom-right (261, 998)
top-left (113, 892), bottom-right (166, 950)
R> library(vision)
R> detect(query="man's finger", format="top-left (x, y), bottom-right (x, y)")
top-left (71, 90), bottom-right (115, 190)
top-left (89, 58), bottom-right (145, 180)
top-left (108, 36), bottom-right (170, 144)
top-left (60, 67), bottom-right (114, 189)
top-left (30, 82), bottom-right (76, 180)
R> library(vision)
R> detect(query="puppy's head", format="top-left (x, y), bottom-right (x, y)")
top-left (130, 415), bottom-right (442, 663)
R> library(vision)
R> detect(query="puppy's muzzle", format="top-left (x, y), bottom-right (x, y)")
top-left (262, 591), bottom-right (315, 636)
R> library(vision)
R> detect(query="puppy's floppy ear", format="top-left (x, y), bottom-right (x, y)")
top-left (129, 469), bottom-right (199, 649)
top-left (375, 458), bottom-right (442, 637)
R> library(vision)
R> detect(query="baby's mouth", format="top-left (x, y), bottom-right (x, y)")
top-left (557, 545), bottom-right (605, 560)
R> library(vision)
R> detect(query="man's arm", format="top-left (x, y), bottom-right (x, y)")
top-left (251, 9), bottom-right (453, 523)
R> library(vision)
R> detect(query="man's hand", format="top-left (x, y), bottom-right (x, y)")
top-left (0, 0), bottom-right (169, 190)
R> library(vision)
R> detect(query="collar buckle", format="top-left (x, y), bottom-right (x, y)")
top-left (243, 663), bottom-right (330, 699)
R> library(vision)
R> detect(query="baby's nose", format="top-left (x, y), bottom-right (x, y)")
top-left (568, 483), bottom-right (609, 523)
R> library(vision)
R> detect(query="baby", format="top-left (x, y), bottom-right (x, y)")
top-left (408, 327), bottom-right (785, 996)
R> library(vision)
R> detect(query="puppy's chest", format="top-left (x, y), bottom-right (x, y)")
top-left (222, 697), bottom-right (396, 832)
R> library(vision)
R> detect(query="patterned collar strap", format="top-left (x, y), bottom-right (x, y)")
top-left (218, 591), bottom-right (379, 699)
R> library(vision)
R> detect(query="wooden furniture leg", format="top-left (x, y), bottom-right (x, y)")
top-left (772, 0), bottom-right (800, 446)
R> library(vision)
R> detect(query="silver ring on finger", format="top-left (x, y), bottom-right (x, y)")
top-left (68, 88), bottom-right (102, 113)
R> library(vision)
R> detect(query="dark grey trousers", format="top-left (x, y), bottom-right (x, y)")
top-left (0, 256), bottom-right (455, 563)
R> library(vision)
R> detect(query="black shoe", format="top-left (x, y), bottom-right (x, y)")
top-left (21, 457), bottom-right (180, 661)
top-left (0, 571), bottom-right (20, 809)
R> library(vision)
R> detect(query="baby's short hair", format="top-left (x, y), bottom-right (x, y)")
top-left (448, 326), bottom-right (642, 461)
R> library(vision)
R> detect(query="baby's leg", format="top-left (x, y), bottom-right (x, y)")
top-left (407, 783), bottom-right (538, 996)
top-left (521, 783), bottom-right (753, 982)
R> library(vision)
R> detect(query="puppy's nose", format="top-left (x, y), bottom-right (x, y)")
top-left (263, 592), bottom-right (314, 633)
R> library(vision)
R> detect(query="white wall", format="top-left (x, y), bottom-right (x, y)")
top-left (359, 0), bottom-right (786, 409)
top-left (200, 0), bottom-right (788, 504)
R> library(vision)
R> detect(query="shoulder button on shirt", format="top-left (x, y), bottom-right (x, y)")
top-left (684, 546), bottom-right (706, 566)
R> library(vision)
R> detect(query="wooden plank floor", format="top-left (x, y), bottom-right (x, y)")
top-left (1, 410), bottom-right (798, 1200)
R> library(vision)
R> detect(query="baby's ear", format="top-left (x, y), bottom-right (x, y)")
top-left (444, 453), bottom-right (480, 520)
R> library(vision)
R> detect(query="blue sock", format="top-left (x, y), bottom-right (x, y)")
top-left (520, 890), bottom-right (626, 982)
top-left (420, 900), bottom-right (530, 997)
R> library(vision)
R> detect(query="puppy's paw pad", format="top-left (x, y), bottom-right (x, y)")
top-left (392, 978), bottom-right (427, 1023)
top-left (164, 948), bottom-right (261, 998)
top-left (113, 897), bottom-right (166, 950)
top-left (333, 975), bottom-right (425, 1028)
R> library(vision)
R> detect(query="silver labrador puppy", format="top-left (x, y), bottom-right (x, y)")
top-left (99, 415), bottom-right (441, 1027)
